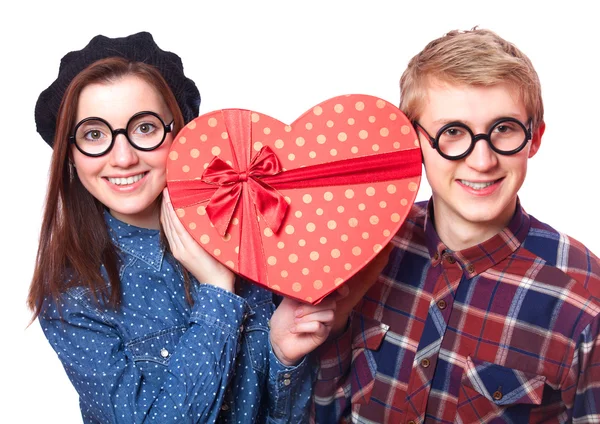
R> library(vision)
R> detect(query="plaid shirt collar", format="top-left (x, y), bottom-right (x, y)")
top-left (424, 197), bottom-right (531, 278)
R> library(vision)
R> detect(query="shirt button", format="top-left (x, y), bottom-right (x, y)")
top-left (160, 348), bottom-right (169, 358)
top-left (283, 373), bottom-right (291, 379)
top-left (467, 264), bottom-right (475, 273)
top-left (420, 358), bottom-right (430, 368)
top-left (446, 256), bottom-right (456, 264)
top-left (408, 421), bottom-right (416, 424)
top-left (493, 390), bottom-right (503, 401)
top-left (433, 252), bottom-right (439, 261)
top-left (437, 299), bottom-right (447, 310)
top-left (283, 378), bottom-right (291, 386)
top-left (221, 403), bottom-right (229, 411)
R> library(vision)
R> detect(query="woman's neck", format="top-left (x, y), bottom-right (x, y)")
top-left (108, 201), bottom-right (161, 229)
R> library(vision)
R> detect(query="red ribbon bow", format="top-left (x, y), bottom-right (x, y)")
top-left (202, 146), bottom-right (288, 236)
top-left (202, 146), bottom-right (288, 237)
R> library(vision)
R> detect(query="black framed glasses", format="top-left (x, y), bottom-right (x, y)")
top-left (413, 117), bottom-right (532, 160)
top-left (69, 111), bottom-right (174, 157)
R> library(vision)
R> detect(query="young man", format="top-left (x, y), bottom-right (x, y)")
top-left (312, 28), bottom-right (600, 423)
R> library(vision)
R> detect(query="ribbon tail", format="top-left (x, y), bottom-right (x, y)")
top-left (238, 184), bottom-right (268, 284)
top-left (247, 178), bottom-right (288, 234)
top-left (205, 184), bottom-right (243, 236)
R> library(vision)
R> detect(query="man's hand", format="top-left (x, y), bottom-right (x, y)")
top-left (329, 243), bottom-right (394, 339)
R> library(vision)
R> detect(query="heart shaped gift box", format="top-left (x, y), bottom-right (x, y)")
top-left (166, 94), bottom-right (421, 304)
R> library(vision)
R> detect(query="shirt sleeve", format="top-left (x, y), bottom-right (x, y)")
top-left (567, 315), bottom-right (600, 422)
top-left (265, 340), bottom-right (312, 423)
top-left (40, 284), bottom-right (248, 424)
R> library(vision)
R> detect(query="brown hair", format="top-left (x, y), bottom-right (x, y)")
top-left (400, 28), bottom-right (544, 131)
top-left (28, 57), bottom-right (186, 319)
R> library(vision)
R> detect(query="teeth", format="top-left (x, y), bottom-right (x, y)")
top-left (108, 173), bottom-right (146, 186)
top-left (460, 180), bottom-right (495, 190)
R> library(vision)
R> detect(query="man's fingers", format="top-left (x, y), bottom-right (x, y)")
top-left (335, 284), bottom-right (350, 299)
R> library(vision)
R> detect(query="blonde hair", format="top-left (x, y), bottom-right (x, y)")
top-left (400, 28), bottom-right (544, 130)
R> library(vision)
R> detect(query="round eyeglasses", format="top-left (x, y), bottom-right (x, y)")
top-left (413, 117), bottom-right (532, 161)
top-left (69, 111), bottom-right (174, 157)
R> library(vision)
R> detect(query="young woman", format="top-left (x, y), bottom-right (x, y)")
top-left (29, 32), bottom-right (335, 424)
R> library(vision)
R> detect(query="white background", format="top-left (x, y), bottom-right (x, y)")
top-left (1, 0), bottom-right (598, 421)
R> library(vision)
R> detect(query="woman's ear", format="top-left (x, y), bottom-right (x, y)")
top-left (68, 149), bottom-right (76, 167)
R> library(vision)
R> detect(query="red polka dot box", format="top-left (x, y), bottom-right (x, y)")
top-left (166, 94), bottom-right (421, 304)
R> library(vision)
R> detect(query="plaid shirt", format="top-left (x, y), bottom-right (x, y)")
top-left (312, 200), bottom-right (600, 424)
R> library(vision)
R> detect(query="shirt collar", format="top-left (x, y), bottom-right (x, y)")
top-left (104, 210), bottom-right (165, 270)
top-left (423, 197), bottom-right (531, 276)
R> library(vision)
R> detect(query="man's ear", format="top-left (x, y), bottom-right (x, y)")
top-left (413, 126), bottom-right (425, 165)
top-left (528, 121), bottom-right (545, 158)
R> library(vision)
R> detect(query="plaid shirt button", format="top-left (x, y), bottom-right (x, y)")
top-left (421, 358), bottom-right (431, 368)
top-left (437, 299), bottom-right (447, 310)
top-left (446, 256), bottom-right (456, 264)
top-left (493, 390), bottom-right (503, 401)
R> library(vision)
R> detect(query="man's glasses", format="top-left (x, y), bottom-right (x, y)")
top-left (69, 111), bottom-right (174, 157)
top-left (413, 117), bottom-right (532, 161)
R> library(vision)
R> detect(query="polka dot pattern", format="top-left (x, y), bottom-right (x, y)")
top-left (167, 94), bottom-right (421, 304)
top-left (38, 212), bottom-right (312, 423)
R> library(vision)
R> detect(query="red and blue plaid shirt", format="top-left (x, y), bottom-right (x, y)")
top-left (312, 200), bottom-right (600, 423)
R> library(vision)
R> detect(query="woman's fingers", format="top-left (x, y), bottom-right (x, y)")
top-left (294, 310), bottom-right (335, 330)
top-left (291, 321), bottom-right (330, 336)
top-left (294, 298), bottom-right (336, 319)
top-left (161, 190), bottom-right (183, 252)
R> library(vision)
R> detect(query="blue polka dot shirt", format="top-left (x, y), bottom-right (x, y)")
top-left (39, 212), bottom-right (313, 423)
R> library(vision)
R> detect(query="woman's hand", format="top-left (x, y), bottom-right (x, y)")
top-left (161, 188), bottom-right (235, 292)
top-left (269, 297), bottom-right (336, 366)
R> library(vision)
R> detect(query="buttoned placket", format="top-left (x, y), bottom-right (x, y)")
top-left (403, 249), bottom-right (463, 424)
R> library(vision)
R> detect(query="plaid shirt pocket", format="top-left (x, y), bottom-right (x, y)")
top-left (457, 356), bottom-right (547, 422)
top-left (349, 314), bottom-right (389, 406)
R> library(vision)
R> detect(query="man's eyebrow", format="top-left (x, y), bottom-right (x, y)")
top-left (430, 114), bottom-right (527, 128)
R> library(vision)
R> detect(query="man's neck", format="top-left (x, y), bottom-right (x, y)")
top-left (431, 199), bottom-right (516, 252)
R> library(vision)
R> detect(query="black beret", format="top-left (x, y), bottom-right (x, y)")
top-left (35, 31), bottom-right (200, 148)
